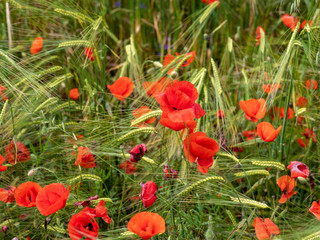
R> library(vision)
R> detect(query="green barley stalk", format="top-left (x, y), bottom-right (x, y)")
top-left (68, 174), bottom-right (103, 184)
top-left (226, 210), bottom-right (237, 226)
top-left (41, 225), bottom-right (66, 234)
top-left (230, 197), bottom-right (269, 209)
top-left (54, 8), bottom-right (94, 23)
top-left (177, 176), bottom-right (225, 197)
top-left (250, 160), bottom-right (285, 170)
top-left (216, 152), bottom-right (240, 163)
top-left (117, 127), bottom-right (156, 144)
top-left (0, 100), bottom-right (9, 125)
top-left (34, 98), bottom-right (58, 112)
top-left (58, 40), bottom-right (92, 48)
top-left (130, 110), bottom-right (162, 127)
top-left (302, 231), bottom-right (320, 240)
top-left (234, 170), bottom-right (270, 178)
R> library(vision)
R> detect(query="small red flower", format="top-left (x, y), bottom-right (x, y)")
top-left (296, 96), bottom-right (308, 107)
top-left (256, 26), bottom-right (265, 46)
top-left (183, 131), bottom-right (219, 174)
top-left (309, 201), bottom-right (320, 221)
top-left (0, 186), bottom-right (16, 203)
top-left (163, 163), bottom-right (178, 180)
top-left (163, 52), bottom-right (196, 74)
top-left (120, 160), bottom-right (136, 174)
top-left (69, 88), bottom-right (79, 100)
top-left (15, 182), bottom-right (42, 207)
top-left (68, 211), bottom-right (99, 240)
top-left (280, 107), bottom-right (294, 120)
top-left (129, 144), bottom-right (147, 162)
top-left (239, 98), bottom-right (266, 122)
top-left (302, 128), bottom-right (316, 142)
top-left (30, 37), bottom-right (43, 55)
top-left (301, 20), bottom-right (313, 29)
top-left (132, 107), bottom-right (155, 128)
top-left (263, 84), bottom-right (281, 93)
top-left (140, 181), bottom-right (157, 208)
top-left (216, 109), bottom-right (225, 119)
top-left (36, 183), bottom-right (70, 216)
top-left (0, 154), bottom-right (7, 172)
top-left (257, 122), bottom-right (282, 142)
top-left (85, 47), bottom-right (94, 61)
top-left (281, 14), bottom-right (299, 32)
top-left (297, 138), bottom-right (308, 148)
top-left (127, 212), bottom-right (165, 240)
top-left (287, 161), bottom-right (309, 179)
top-left (306, 79), bottom-right (318, 90)
top-left (107, 77), bottom-right (134, 101)
top-left (0, 85), bottom-right (8, 101)
top-left (5, 141), bottom-right (30, 165)
top-left (75, 146), bottom-right (96, 168)
top-left (242, 130), bottom-right (257, 141)
top-left (252, 217), bottom-right (280, 240)
top-left (277, 175), bottom-right (297, 204)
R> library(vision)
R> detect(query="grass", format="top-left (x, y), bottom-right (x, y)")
top-left (0, 0), bottom-right (320, 239)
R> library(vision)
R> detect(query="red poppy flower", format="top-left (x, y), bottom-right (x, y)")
top-left (239, 98), bottom-right (266, 122)
top-left (0, 85), bottom-right (8, 101)
top-left (242, 130), bottom-right (257, 141)
top-left (297, 138), bottom-right (308, 148)
top-left (252, 217), bottom-right (280, 240)
top-left (85, 47), bottom-right (94, 61)
top-left (107, 77), bottom-right (134, 101)
top-left (140, 181), bottom-right (157, 208)
top-left (163, 163), bottom-right (178, 180)
top-left (163, 52), bottom-right (196, 74)
top-left (216, 110), bottom-right (225, 119)
top-left (297, 116), bottom-right (304, 124)
top-left (132, 107), bottom-right (156, 128)
top-left (306, 79), bottom-right (318, 90)
top-left (143, 77), bottom-right (173, 98)
top-left (129, 144), bottom-right (147, 162)
top-left (183, 131), bottom-right (219, 174)
top-left (287, 161), bottom-right (309, 179)
top-left (257, 122), bottom-right (282, 142)
top-left (15, 182), bottom-right (42, 207)
top-left (280, 107), bottom-right (294, 120)
top-left (5, 141), bottom-right (30, 165)
top-left (201, 0), bottom-right (220, 4)
top-left (309, 201), bottom-right (320, 221)
top-left (0, 154), bottom-right (7, 172)
top-left (263, 84), bottom-right (281, 93)
top-left (277, 175), bottom-right (297, 204)
top-left (68, 211), bottom-right (99, 240)
top-left (81, 200), bottom-right (112, 224)
top-left (281, 14), bottom-right (299, 32)
top-left (120, 160), bottom-right (136, 174)
top-left (30, 37), bottom-right (43, 55)
top-left (296, 96), bottom-right (308, 107)
top-left (75, 146), bottom-right (96, 168)
top-left (155, 81), bottom-right (205, 131)
top-left (0, 186), bottom-right (16, 203)
top-left (301, 20), bottom-right (313, 29)
top-left (302, 128), bottom-right (316, 142)
top-left (256, 26), bottom-right (265, 46)
top-left (36, 183), bottom-right (70, 216)
top-left (69, 88), bottom-right (79, 100)
top-left (127, 212), bottom-right (165, 240)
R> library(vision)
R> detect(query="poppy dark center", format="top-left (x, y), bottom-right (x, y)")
top-left (85, 222), bottom-right (94, 231)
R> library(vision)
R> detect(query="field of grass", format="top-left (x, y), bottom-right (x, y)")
top-left (0, 0), bottom-right (320, 239)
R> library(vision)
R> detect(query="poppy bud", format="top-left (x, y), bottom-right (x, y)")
top-left (169, 70), bottom-right (178, 79)
top-left (129, 144), bottom-right (147, 163)
top-left (28, 168), bottom-right (37, 176)
top-left (140, 181), bottom-right (157, 208)
top-left (12, 238), bottom-right (20, 240)
top-left (2, 225), bottom-right (8, 233)
top-left (153, 61), bottom-right (163, 68)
